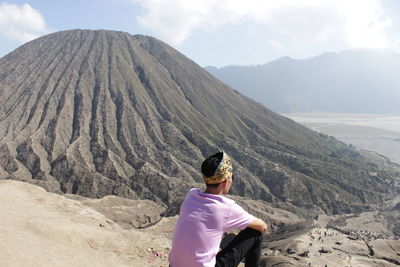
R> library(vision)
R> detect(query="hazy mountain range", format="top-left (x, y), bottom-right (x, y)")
top-left (206, 50), bottom-right (400, 114)
top-left (0, 30), bottom-right (399, 218)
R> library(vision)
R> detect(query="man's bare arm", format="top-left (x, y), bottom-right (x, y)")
top-left (248, 217), bottom-right (268, 233)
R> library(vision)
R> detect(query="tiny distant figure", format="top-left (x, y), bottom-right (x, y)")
top-left (169, 151), bottom-right (268, 267)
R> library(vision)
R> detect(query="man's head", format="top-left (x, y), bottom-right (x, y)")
top-left (201, 151), bottom-right (233, 194)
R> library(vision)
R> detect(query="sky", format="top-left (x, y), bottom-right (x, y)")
top-left (0, 0), bottom-right (400, 67)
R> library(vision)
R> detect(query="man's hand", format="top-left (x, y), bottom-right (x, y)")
top-left (248, 217), bottom-right (268, 234)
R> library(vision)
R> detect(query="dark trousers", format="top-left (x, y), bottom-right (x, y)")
top-left (215, 227), bottom-right (262, 267)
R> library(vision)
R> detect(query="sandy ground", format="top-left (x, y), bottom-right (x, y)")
top-left (2, 179), bottom-right (399, 267)
top-left (0, 180), bottom-right (171, 267)
top-left (263, 226), bottom-right (400, 267)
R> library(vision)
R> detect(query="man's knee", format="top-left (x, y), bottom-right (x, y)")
top-left (244, 227), bottom-right (262, 236)
top-left (244, 227), bottom-right (262, 244)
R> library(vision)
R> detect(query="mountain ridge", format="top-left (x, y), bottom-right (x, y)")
top-left (206, 49), bottom-right (400, 114)
top-left (0, 29), bottom-right (398, 215)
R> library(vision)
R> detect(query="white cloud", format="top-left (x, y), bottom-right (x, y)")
top-left (0, 3), bottom-right (50, 42)
top-left (392, 39), bottom-right (400, 53)
top-left (133, 0), bottom-right (391, 51)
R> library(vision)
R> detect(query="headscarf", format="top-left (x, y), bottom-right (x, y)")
top-left (202, 152), bottom-right (233, 184)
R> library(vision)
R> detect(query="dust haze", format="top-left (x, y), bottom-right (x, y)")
top-left (285, 113), bottom-right (400, 164)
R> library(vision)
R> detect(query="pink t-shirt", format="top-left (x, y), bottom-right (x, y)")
top-left (169, 188), bottom-right (254, 267)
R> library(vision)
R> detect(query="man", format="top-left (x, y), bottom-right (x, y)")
top-left (169, 151), bottom-right (268, 267)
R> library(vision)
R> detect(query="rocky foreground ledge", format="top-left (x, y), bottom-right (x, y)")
top-left (0, 180), bottom-right (171, 267)
top-left (262, 225), bottom-right (400, 266)
top-left (1, 180), bottom-right (399, 267)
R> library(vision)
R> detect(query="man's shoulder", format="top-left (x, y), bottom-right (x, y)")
top-left (219, 194), bottom-right (236, 205)
top-left (187, 188), bottom-right (200, 196)
top-left (187, 189), bottom-right (235, 205)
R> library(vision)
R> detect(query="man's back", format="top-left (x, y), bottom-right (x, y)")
top-left (169, 188), bottom-right (253, 267)
top-left (169, 152), bottom-right (266, 267)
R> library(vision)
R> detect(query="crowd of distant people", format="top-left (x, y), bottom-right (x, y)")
top-left (327, 225), bottom-right (400, 241)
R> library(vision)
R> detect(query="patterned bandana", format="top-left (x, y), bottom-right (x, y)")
top-left (202, 152), bottom-right (233, 184)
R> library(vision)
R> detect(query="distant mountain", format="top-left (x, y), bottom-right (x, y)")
top-left (205, 50), bottom-right (400, 114)
top-left (0, 30), bottom-right (398, 215)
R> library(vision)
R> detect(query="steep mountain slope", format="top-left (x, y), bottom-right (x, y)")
top-left (206, 50), bottom-right (400, 114)
top-left (0, 30), bottom-right (398, 215)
